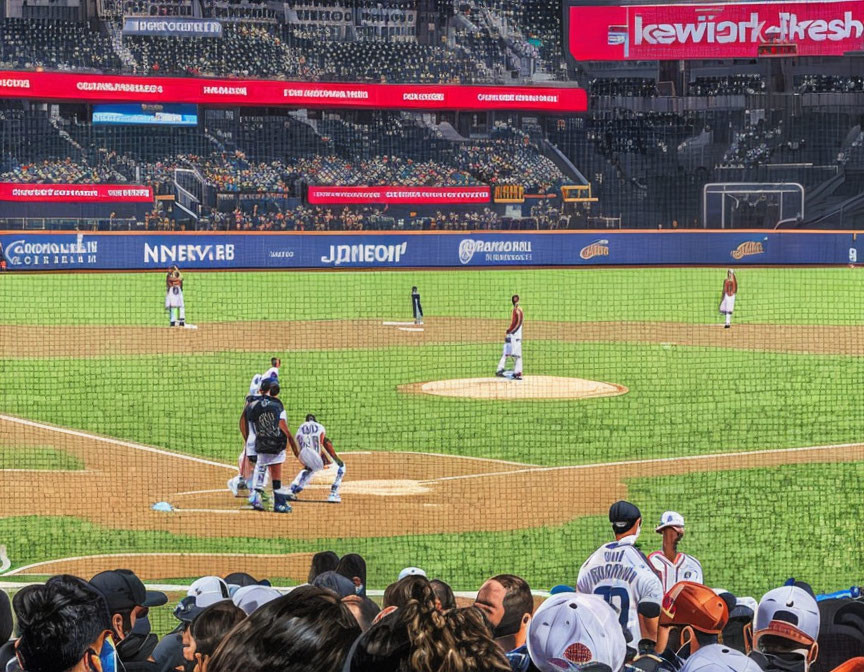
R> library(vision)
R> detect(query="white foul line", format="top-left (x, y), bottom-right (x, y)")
top-left (0, 414), bottom-right (235, 471)
top-left (420, 441), bottom-right (864, 484)
top-left (381, 321), bottom-right (417, 326)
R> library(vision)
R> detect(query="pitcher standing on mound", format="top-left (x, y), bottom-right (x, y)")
top-left (165, 265), bottom-right (186, 327)
top-left (496, 294), bottom-right (523, 380)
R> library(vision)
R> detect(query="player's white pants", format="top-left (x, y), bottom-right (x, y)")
top-left (498, 339), bottom-right (523, 375)
top-left (720, 294), bottom-right (735, 326)
top-left (249, 446), bottom-right (281, 491)
top-left (290, 450), bottom-right (345, 496)
top-left (166, 287), bottom-right (185, 322)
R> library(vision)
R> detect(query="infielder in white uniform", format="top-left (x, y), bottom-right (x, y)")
top-left (286, 414), bottom-right (345, 504)
top-left (263, 357), bottom-right (281, 382)
top-left (577, 500), bottom-right (663, 647)
top-left (496, 294), bottom-right (523, 380)
top-left (165, 265), bottom-right (186, 327)
top-left (648, 511), bottom-right (704, 594)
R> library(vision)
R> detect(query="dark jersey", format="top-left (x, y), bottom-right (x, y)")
top-left (246, 396), bottom-right (287, 454)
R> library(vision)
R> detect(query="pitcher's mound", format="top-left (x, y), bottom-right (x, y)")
top-left (401, 376), bottom-right (628, 401)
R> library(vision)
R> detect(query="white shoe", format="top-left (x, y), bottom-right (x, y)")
top-left (327, 492), bottom-right (341, 503)
top-left (227, 476), bottom-right (239, 497)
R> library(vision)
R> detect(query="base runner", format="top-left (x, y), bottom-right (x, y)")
top-left (719, 269), bottom-right (737, 329)
top-left (165, 265), bottom-right (186, 327)
top-left (287, 414), bottom-right (345, 504)
top-left (496, 294), bottom-right (523, 380)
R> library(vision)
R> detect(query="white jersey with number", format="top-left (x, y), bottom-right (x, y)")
top-left (577, 535), bottom-right (663, 642)
top-left (295, 420), bottom-right (326, 472)
top-left (647, 551), bottom-right (704, 594)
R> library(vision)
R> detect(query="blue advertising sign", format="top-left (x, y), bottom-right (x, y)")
top-left (0, 231), bottom-right (856, 271)
top-left (93, 104), bottom-right (198, 127)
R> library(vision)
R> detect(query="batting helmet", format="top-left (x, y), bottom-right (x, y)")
top-left (754, 583), bottom-right (819, 658)
top-left (679, 645), bottom-right (762, 672)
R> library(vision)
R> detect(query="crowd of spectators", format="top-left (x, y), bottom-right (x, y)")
top-left (689, 75), bottom-right (766, 96)
top-left (797, 75), bottom-right (864, 93)
top-left (721, 117), bottom-right (785, 168)
top-left (2, 502), bottom-right (861, 672)
top-left (590, 78), bottom-right (657, 97)
top-left (0, 18), bottom-right (122, 72)
top-left (0, 158), bottom-right (125, 184)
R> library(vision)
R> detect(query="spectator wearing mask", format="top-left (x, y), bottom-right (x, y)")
top-left (336, 554), bottom-right (367, 596)
top-left (207, 586), bottom-right (360, 672)
top-left (474, 575), bottom-right (534, 654)
top-left (13, 575), bottom-right (113, 672)
top-left (183, 602), bottom-right (245, 672)
top-left (89, 569), bottom-right (167, 669)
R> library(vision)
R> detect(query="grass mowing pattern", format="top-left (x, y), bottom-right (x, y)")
top-left (0, 445), bottom-right (84, 470)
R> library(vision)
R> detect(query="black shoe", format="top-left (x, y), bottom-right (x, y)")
top-left (512, 373), bottom-right (523, 380)
top-left (495, 370), bottom-right (506, 377)
top-left (170, 322), bottom-right (176, 327)
top-left (724, 324), bottom-right (731, 329)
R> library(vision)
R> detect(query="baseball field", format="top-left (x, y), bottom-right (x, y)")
top-left (1, 266), bottom-right (863, 612)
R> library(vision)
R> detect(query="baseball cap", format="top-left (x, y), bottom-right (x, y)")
top-left (527, 592), bottom-right (626, 672)
top-left (232, 585), bottom-right (281, 615)
top-left (90, 569), bottom-right (168, 613)
top-left (549, 584), bottom-right (575, 595)
top-left (679, 645), bottom-right (762, 672)
top-left (313, 570), bottom-right (357, 598)
top-left (224, 572), bottom-right (271, 596)
top-left (398, 567), bottom-right (427, 581)
top-left (754, 582), bottom-right (820, 650)
top-left (174, 576), bottom-right (231, 622)
top-left (609, 500), bottom-right (641, 531)
top-left (655, 511), bottom-right (685, 533)
top-left (660, 582), bottom-right (729, 634)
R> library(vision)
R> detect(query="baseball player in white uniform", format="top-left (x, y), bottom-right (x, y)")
top-left (286, 414), bottom-right (345, 503)
top-left (648, 511), bottom-right (704, 594)
top-left (719, 269), bottom-right (737, 328)
top-left (577, 501), bottom-right (663, 646)
top-left (228, 373), bottom-right (264, 497)
top-left (496, 294), bottom-right (523, 380)
top-left (165, 265), bottom-right (186, 327)
top-left (263, 357), bottom-right (281, 382)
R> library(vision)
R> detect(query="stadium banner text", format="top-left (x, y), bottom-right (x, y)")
top-left (566, 0), bottom-right (864, 61)
top-left (0, 184), bottom-right (154, 203)
top-left (122, 18), bottom-right (223, 37)
top-left (0, 71), bottom-right (587, 113)
top-left (0, 231), bottom-right (858, 270)
top-left (307, 186), bottom-right (492, 204)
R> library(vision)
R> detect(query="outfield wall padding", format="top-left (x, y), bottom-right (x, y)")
top-left (0, 231), bottom-right (859, 270)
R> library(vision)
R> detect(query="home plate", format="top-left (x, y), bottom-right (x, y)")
top-left (399, 376), bottom-right (628, 401)
top-left (183, 324), bottom-right (198, 330)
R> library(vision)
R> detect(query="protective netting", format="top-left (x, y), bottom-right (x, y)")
top-left (0, 266), bottom-right (862, 624)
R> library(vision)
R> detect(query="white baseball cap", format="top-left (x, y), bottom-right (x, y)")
top-left (755, 584), bottom-right (820, 649)
top-left (188, 576), bottom-right (231, 608)
top-left (656, 511), bottom-right (685, 532)
top-left (527, 592), bottom-right (626, 672)
top-left (232, 585), bottom-right (281, 615)
top-left (398, 567), bottom-right (427, 581)
top-left (679, 644), bottom-right (762, 672)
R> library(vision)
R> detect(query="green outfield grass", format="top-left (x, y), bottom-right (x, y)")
top-left (1, 267), bottom-right (862, 598)
top-left (1, 461), bottom-right (861, 600)
top-left (1, 344), bottom-right (862, 465)
top-left (0, 267), bottom-right (862, 326)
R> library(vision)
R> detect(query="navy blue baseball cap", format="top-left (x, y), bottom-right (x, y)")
top-left (90, 569), bottom-right (168, 613)
top-left (609, 501), bottom-right (641, 531)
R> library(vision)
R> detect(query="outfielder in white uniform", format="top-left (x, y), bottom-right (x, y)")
top-left (165, 265), bottom-right (186, 327)
top-left (287, 415), bottom-right (345, 504)
top-left (496, 294), bottom-right (523, 380)
top-left (648, 511), bottom-right (704, 594)
top-left (577, 501), bottom-right (663, 646)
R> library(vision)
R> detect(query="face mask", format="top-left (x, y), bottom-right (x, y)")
top-left (90, 636), bottom-right (117, 672)
top-left (355, 583), bottom-right (364, 595)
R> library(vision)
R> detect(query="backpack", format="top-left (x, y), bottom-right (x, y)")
top-left (812, 599), bottom-right (864, 672)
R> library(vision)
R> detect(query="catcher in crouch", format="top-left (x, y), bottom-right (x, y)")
top-left (286, 414), bottom-right (345, 503)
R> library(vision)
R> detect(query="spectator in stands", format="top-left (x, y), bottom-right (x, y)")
top-left (342, 595), bottom-right (381, 632)
top-left (336, 553), bottom-right (367, 597)
top-left (431, 579), bottom-right (457, 611)
top-left (13, 575), bottom-right (112, 672)
top-left (183, 601), bottom-right (246, 672)
top-left (207, 586), bottom-right (360, 672)
top-left (89, 569), bottom-right (167, 669)
top-left (308, 550), bottom-right (340, 583)
top-left (0, 590), bottom-right (14, 670)
top-left (474, 575), bottom-right (534, 654)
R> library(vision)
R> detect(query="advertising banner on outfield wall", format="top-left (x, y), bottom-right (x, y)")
top-left (307, 186), bottom-right (492, 204)
top-left (565, 0), bottom-right (864, 61)
top-left (0, 184), bottom-right (154, 203)
top-left (0, 231), bottom-right (858, 270)
top-left (0, 71), bottom-right (587, 113)
top-left (122, 18), bottom-right (223, 37)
